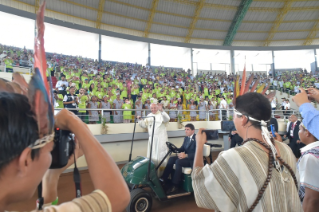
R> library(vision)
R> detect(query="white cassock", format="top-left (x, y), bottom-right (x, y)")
top-left (138, 111), bottom-right (170, 176)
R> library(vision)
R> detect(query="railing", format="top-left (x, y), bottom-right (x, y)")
top-left (0, 64), bottom-right (32, 74)
top-left (54, 108), bottom-right (300, 124)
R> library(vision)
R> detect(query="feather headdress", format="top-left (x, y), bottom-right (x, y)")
top-left (232, 65), bottom-right (276, 106)
top-left (0, 1), bottom-right (54, 148)
top-left (232, 64), bottom-right (280, 172)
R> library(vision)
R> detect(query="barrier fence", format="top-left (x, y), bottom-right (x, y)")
top-left (54, 108), bottom-right (301, 124)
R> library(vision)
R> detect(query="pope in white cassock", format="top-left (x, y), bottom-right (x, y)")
top-left (138, 103), bottom-right (170, 176)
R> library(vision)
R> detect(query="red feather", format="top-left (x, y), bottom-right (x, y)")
top-left (265, 91), bottom-right (276, 99)
top-left (240, 64), bottom-right (246, 95)
top-left (12, 73), bottom-right (28, 95)
top-left (34, 1), bottom-right (50, 102)
top-left (244, 74), bottom-right (254, 93)
top-left (261, 85), bottom-right (270, 95)
top-left (250, 76), bottom-right (260, 92)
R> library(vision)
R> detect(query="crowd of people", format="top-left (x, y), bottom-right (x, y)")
top-left (2, 44), bottom-right (319, 124)
top-left (1, 40), bottom-right (319, 212)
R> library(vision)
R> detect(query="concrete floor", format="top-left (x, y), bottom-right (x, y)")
top-left (7, 152), bottom-right (220, 212)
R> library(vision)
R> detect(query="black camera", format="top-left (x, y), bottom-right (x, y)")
top-left (50, 128), bottom-right (75, 169)
top-left (221, 120), bottom-right (235, 131)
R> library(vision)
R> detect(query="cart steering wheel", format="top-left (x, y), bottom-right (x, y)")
top-left (166, 142), bottom-right (179, 153)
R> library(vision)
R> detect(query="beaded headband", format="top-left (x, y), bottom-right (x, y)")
top-left (29, 133), bottom-right (55, 150)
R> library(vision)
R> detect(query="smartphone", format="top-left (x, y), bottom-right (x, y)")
top-left (202, 130), bottom-right (219, 140)
top-left (270, 124), bottom-right (276, 138)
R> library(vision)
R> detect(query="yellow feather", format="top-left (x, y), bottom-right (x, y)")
top-left (256, 84), bottom-right (265, 93)
top-left (236, 76), bottom-right (240, 97)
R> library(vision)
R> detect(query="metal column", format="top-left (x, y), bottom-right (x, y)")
top-left (98, 34), bottom-right (101, 63)
top-left (314, 49), bottom-right (318, 72)
top-left (148, 42), bottom-right (151, 66)
top-left (230, 50), bottom-right (235, 74)
top-left (191, 48), bottom-right (194, 76)
top-left (272, 50), bottom-right (275, 77)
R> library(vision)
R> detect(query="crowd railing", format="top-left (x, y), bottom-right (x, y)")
top-left (0, 64), bottom-right (32, 74)
top-left (54, 108), bottom-right (300, 124)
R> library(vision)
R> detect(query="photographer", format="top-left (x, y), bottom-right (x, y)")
top-left (56, 75), bottom-right (68, 96)
top-left (292, 88), bottom-right (319, 212)
top-left (192, 93), bottom-right (302, 211)
top-left (63, 86), bottom-right (78, 115)
top-left (0, 93), bottom-right (130, 212)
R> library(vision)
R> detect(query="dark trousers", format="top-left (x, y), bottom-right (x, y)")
top-left (6, 68), bottom-right (13, 73)
top-left (131, 95), bottom-right (137, 103)
top-left (68, 109), bottom-right (78, 115)
top-left (222, 110), bottom-right (227, 120)
top-left (79, 112), bottom-right (87, 123)
top-left (58, 90), bottom-right (67, 97)
top-left (161, 156), bottom-right (191, 185)
top-left (289, 141), bottom-right (305, 158)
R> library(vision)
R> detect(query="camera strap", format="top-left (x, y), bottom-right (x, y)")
top-left (37, 182), bottom-right (44, 210)
top-left (73, 153), bottom-right (82, 198)
top-left (36, 155), bottom-right (82, 210)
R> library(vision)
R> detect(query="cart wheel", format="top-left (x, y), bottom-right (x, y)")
top-left (126, 188), bottom-right (152, 212)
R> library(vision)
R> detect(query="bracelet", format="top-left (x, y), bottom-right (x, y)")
top-left (52, 197), bottom-right (59, 205)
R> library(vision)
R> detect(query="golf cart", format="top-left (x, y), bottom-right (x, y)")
top-left (121, 117), bottom-right (221, 212)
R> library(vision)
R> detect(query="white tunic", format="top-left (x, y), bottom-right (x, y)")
top-left (138, 111), bottom-right (170, 176)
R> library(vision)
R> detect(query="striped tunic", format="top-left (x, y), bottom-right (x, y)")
top-left (9, 190), bottom-right (112, 212)
top-left (192, 141), bottom-right (303, 212)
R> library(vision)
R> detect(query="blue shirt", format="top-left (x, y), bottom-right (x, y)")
top-left (299, 103), bottom-right (319, 140)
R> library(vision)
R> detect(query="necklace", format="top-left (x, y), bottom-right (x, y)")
top-left (241, 138), bottom-right (298, 212)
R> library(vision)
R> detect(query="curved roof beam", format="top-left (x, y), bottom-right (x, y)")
top-left (303, 20), bottom-right (319, 45)
top-left (223, 0), bottom-right (253, 46)
top-left (144, 0), bottom-right (159, 38)
top-left (185, 0), bottom-right (205, 43)
top-left (96, 0), bottom-right (106, 29)
top-left (263, 0), bottom-right (294, 46)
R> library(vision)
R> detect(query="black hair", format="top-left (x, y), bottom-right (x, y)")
top-left (89, 84), bottom-right (95, 92)
top-left (185, 123), bottom-right (195, 131)
top-left (235, 93), bottom-right (271, 130)
top-left (0, 92), bottom-right (40, 172)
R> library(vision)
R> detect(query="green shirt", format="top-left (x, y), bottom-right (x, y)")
top-left (78, 95), bottom-right (88, 113)
top-left (131, 88), bottom-right (139, 95)
top-left (55, 94), bottom-right (64, 109)
top-left (141, 79), bottom-right (147, 85)
top-left (121, 88), bottom-right (128, 98)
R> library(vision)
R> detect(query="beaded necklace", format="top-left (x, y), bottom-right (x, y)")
top-left (242, 138), bottom-right (298, 212)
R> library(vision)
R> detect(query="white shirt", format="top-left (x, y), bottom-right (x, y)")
top-left (271, 98), bottom-right (276, 108)
top-left (298, 141), bottom-right (319, 198)
top-left (188, 133), bottom-right (195, 141)
top-left (220, 99), bottom-right (228, 109)
top-left (56, 80), bottom-right (69, 90)
top-left (285, 102), bottom-right (290, 110)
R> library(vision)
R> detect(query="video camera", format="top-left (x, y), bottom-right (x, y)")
top-left (50, 128), bottom-right (75, 169)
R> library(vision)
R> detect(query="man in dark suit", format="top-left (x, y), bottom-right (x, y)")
top-left (160, 123), bottom-right (196, 194)
top-left (268, 117), bottom-right (278, 133)
top-left (284, 114), bottom-right (305, 158)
